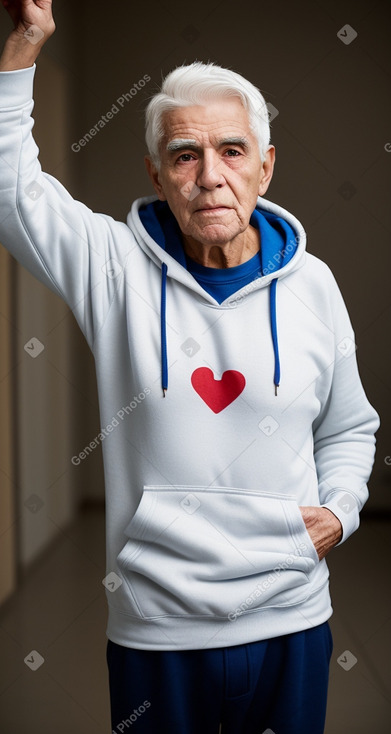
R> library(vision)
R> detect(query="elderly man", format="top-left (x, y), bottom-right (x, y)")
top-left (0, 2), bottom-right (379, 733)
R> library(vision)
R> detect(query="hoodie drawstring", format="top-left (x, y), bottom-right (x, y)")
top-left (270, 278), bottom-right (280, 396)
top-left (160, 264), bottom-right (281, 397)
top-left (161, 263), bottom-right (168, 396)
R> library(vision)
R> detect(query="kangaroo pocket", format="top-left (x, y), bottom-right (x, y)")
top-left (116, 485), bottom-right (320, 619)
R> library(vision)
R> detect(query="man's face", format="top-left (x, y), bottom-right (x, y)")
top-left (145, 97), bottom-right (275, 247)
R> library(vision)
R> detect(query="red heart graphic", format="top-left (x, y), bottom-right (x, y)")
top-left (191, 367), bottom-right (246, 413)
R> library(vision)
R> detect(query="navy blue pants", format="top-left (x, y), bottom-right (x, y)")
top-left (107, 621), bottom-right (333, 734)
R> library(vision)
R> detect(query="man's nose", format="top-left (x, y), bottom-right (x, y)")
top-left (195, 151), bottom-right (225, 189)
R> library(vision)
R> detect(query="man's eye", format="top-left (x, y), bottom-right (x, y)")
top-left (226, 149), bottom-right (240, 156)
top-left (178, 153), bottom-right (194, 162)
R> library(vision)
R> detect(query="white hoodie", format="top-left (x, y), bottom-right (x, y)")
top-left (0, 65), bottom-right (379, 650)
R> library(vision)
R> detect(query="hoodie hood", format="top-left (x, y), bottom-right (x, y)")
top-left (128, 195), bottom-right (307, 398)
top-left (128, 195), bottom-right (307, 296)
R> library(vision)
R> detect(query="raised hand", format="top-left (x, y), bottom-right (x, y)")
top-left (0, 0), bottom-right (55, 70)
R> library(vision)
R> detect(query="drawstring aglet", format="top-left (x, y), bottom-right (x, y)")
top-left (275, 384), bottom-right (279, 396)
top-left (162, 388), bottom-right (167, 398)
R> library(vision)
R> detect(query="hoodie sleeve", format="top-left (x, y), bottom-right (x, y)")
top-left (312, 269), bottom-right (380, 544)
top-left (0, 65), bottom-right (132, 348)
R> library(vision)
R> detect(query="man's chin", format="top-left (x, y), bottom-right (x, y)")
top-left (185, 224), bottom-right (241, 248)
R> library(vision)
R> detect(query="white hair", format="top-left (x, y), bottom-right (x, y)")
top-left (144, 61), bottom-right (271, 169)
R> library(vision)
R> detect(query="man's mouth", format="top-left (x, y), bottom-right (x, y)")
top-left (195, 205), bottom-right (230, 212)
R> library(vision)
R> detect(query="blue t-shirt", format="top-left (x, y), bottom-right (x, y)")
top-left (185, 247), bottom-right (262, 302)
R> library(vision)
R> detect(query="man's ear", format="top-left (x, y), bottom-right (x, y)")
top-left (144, 156), bottom-right (167, 201)
top-left (258, 145), bottom-right (275, 197)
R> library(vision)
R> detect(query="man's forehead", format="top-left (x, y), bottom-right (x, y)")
top-left (161, 99), bottom-right (252, 141)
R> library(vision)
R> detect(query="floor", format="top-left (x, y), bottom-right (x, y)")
top-left (0, 506), bottom-right (390, 733)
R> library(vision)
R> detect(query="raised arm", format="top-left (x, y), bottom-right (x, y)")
top-left (0, 0), bottom-right (55, 70)
top-left (0, 0), bottom-right (136, 349)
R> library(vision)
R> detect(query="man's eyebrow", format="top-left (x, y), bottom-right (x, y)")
top-left (166, 136), bottom-right (250, 153)
top-left (216, 136), bottom-right (250, 149)
top-left (166, 139), bottom-right (198, 152)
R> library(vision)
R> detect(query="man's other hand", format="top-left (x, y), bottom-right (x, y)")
top-left (300, 506), bottom-right (343, 561)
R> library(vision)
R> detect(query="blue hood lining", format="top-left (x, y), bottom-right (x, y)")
top-left (138, 200), bottom-right (298, 397)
